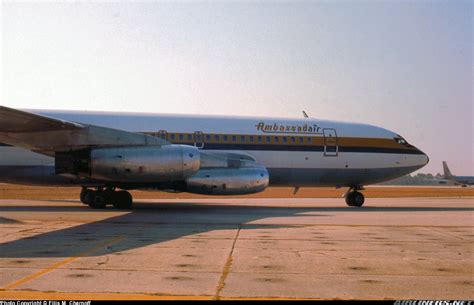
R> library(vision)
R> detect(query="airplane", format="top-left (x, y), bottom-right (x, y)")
top-left (0, 106), bottom-right (429, 208)
top-left (442, 161), bottom-right (474, 187)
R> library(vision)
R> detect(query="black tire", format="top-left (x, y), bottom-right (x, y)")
top-left (345, 192), bottom-right (355, 206)
top-left (86, 191), bottom-right (106, 209)
top-left (113, 191), bottom-right (133, 209)
top-left (80, 188), bottom-right (89, 205)
top-left (345, 191), bottom-right (365, 207)
top-left (352, 191), bottom-right (365, 207)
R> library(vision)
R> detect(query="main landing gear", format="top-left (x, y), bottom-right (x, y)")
top-left (344, 186), bottom-right (365, 207)
top-left (80, 187), bottom-right (133, 209)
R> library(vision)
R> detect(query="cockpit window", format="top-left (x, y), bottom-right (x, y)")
top-left (394, 136), bottom-right (411, 147)
top-left (394, 138), bottom-right (406, 145)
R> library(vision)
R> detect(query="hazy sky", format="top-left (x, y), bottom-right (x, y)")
top-left (1, 0), bottom-right (473, 175)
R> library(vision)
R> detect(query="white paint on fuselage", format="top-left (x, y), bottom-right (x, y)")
top-left (34, 110), bottom-right (396, 139)
top-left (240, 151), bottom-right (425, 169)
top-left (0, 148), bottom-right (424, 170)
top-left (0, 110), bottom-right (427, 173)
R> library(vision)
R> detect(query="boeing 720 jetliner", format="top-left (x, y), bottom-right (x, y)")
top-left (0, 106), bottom-right (428, 208)
top-left (443, 161), bottom-right (474, 187)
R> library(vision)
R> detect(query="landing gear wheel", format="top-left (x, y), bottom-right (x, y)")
top-left (113, 191), bottom-right (133, 209)
top-left (345, 191), bottom-right (365, 207)
top-left (352, 191), bottom-right (365, 207)
top-left (80, 188), bottom-right (90, 205)
top-left (86, 191), bottom-right (106, 209)
top-left (345, 192), bottom-right (355, 206)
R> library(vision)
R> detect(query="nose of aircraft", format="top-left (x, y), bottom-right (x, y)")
top-left (416, 147), bottom-right (429, 167)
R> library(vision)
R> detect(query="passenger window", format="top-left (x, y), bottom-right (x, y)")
top-left (291, 137), bottom-right (296, 143)
top-left (299, 137), bottom-right (304, 143)
top-left (283, 137), bottom-right (287, 143)
top-left (187, 134), bottom-right (193, 141)
top-left (205, 135), bottom-right (211, 141)
top-left (249, 136), bottom-right (254, 142)
top-left (257, 136), bottom-right (262, 143)
top-left (214, 135), bottom-right (220, 142)
top-left (240, 135), bottom-right (246, 142)
top-left (266, 136), bottom-right (271, 143)
top-left (274, 136), bottom-right (279, 143)
top-left (307, 137), bottom-right (312, 143)
top-left (170, 134), bottom-right (176, 140)
top-left (232, 135), bottom-right (237, 142)
top-left (223, 135), bottom-right (228, 141)
top-left (179, 134), bottom-right (184, 141)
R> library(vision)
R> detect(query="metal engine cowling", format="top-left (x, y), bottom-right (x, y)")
top-left (90, 145), bottom-right (200, 182)
top-left (185, 167), bottom-right (269, 195)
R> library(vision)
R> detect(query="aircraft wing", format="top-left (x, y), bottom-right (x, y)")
top-left (0, 106), bottom-right (167, 156)
top-left (0, 106), bottom-right (84, 132)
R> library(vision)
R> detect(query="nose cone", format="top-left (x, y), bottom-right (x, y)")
top-left (415, 147), bottom-right (429, 168)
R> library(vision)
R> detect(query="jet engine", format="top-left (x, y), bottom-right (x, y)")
top-left (185, 167), bottom-right (269, 195)
top-left (56, 145), bottom-right (200, 182)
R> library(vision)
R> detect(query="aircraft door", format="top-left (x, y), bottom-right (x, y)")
top-left (158, 130), bottom-right (168, 141)
top-left (194, 131), bottom-right (204, 149)
top-left (323, 128), bottom-right (338, 156)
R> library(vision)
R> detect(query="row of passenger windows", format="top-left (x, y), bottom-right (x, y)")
top-left (148, 132), bottom-right (315, 145)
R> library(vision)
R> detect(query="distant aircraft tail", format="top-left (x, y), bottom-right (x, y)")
top-left (442, 161), bottom-right (453, 179)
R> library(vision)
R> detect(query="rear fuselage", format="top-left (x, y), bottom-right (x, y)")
top-left (448, 176), bottom-right (474, 186)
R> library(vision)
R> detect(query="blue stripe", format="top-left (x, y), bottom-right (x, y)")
top-left (338, 146), bottom-right (423, 154)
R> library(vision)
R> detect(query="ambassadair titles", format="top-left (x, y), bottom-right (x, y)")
top-left (255, 122), bottom-right (322, 134)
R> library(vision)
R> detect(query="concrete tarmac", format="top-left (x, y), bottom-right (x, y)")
top-left (0, 197), bottom-right (473, 300)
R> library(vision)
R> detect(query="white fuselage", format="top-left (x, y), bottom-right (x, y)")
top-left (0, 110), bottom-right (429, 187)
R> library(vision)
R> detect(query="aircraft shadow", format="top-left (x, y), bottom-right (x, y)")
top-left (0, 202), bottom-right (323, 259)
top-left (1, 200), bottom-right (472, 259)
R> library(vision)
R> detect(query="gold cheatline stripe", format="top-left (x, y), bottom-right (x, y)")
top-left (145, 131), bottom-right (413, 150)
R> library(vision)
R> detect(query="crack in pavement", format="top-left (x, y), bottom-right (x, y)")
top-left (214, 224), bottom-right (241, 300)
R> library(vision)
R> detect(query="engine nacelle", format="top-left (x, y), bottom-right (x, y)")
top-left (185, 167), bottom-right (269, 195)
top-left (89, 145), bottom-right (200, 182)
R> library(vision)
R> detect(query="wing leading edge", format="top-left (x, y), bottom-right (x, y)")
top-left (0, 106), bottom-right (167, 156)
top-left (0, 106), bottom-right (83, 132)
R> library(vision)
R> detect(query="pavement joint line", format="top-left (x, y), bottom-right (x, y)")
top-left (214, 224), bottom-right (242, 300)
top-left (421, 227), bottom-right (470, 241)
top-left (0, 267), bottom-right (467, 277)
top-left (0, 290), bottom-right (214, 300)
top-left (1, 235), bottom-right (125, 290)
top-left (3, 290), bottom-right (470, 301)
top-left (0, 290), bottom-right (338, 300)
top-left (4, 221), bottom-right (473, 228)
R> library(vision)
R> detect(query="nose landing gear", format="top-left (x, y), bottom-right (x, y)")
top-left (344, 186), bottom-right (365, 207)
top-left (80, 187), bottom-right (133, 209)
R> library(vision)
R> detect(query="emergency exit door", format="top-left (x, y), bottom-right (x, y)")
top-left (194, 131), bottom-right (204, 148)
top-left (323, 128), bottom-right (338, 156)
